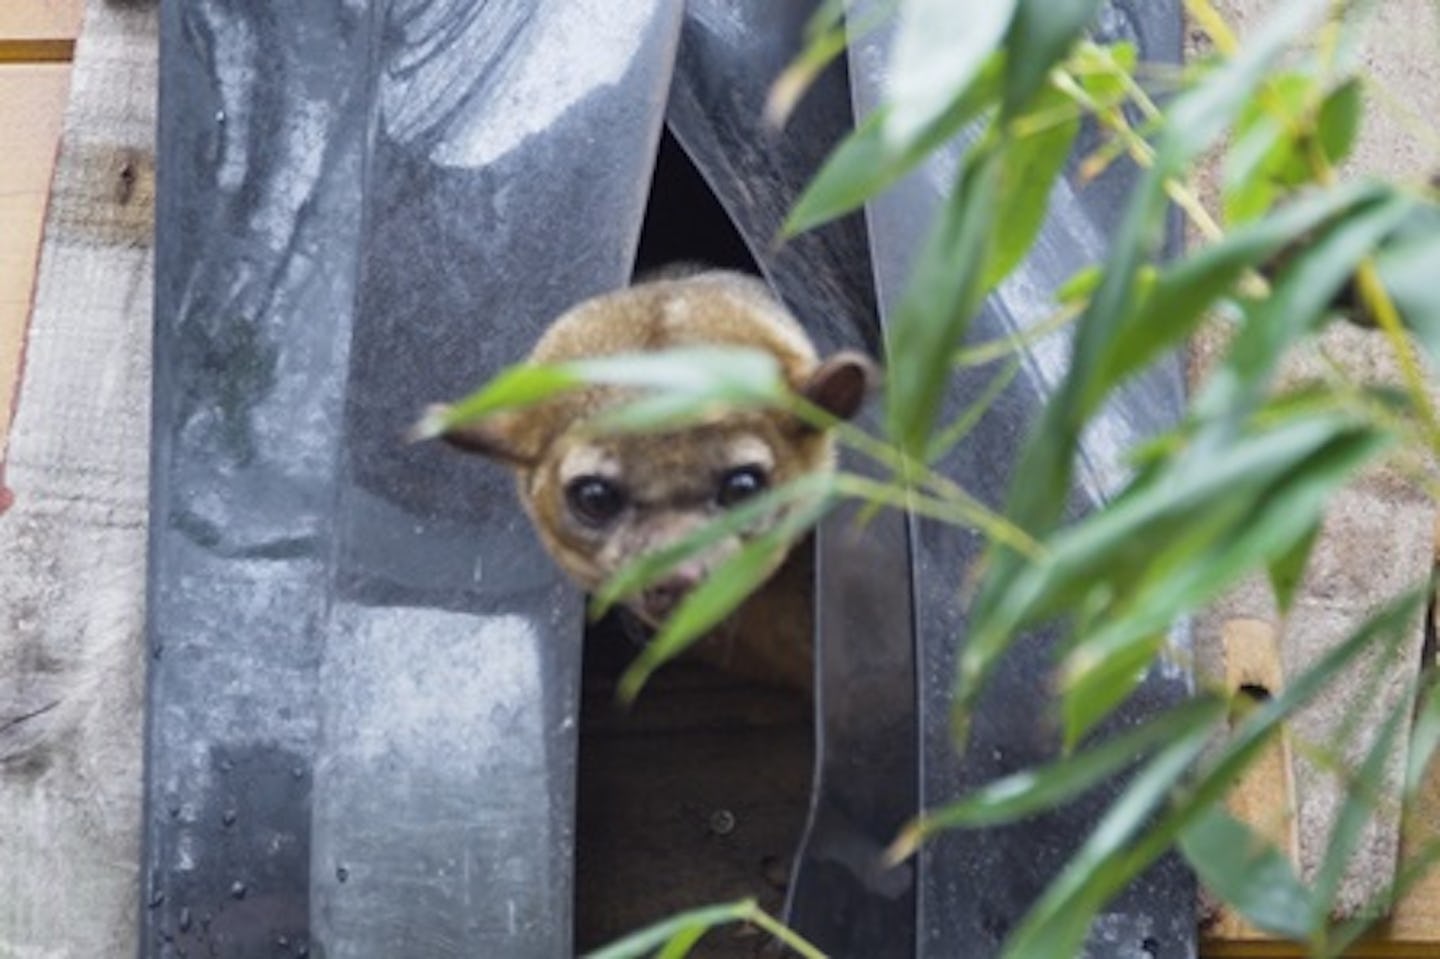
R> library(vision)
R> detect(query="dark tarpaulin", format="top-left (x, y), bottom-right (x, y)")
top-left (144, 2), bottom-right (1189, 957)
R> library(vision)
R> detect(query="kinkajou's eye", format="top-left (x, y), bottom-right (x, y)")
top-left (565, 476), bottom-right (627, 526)
top-left (716, 465), bottom-right (768, 508)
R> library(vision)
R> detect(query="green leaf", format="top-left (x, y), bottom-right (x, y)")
top-left (926, 357), bottom-right (1020, 464)
top-left (1160, 0), bottom-right (1327, 167)
top-left (1055, 265), bottom-right (1102, 305)
top-left (890, 695), bottom-right (1226, 861)
top-left (1317, 77), bottom-right (1363, 168)
top-left (1374, 207), bottom-right (1440, 359)
top-left (1058, 633), bottom-right (1163, 751)
top-left (654, 926), bottom-right (707, 959)
top-left (1224, 73), bottom-right (1313, 224)
top-left (1224, 74), bottom-right (1364, 224)
top-left (422, 347), bottom-right (787, 440)
top-left (1267, 518), bottom-right (1319, 615)
top-left (1193, 190), bottom-right (1416, 424)
top-left (583, 900), bottom-right (755, 959)
top-left (887, 0), bottom-right (1017, 145)
top-left (957, 0), bottom-right (1302, 721)
top-left (972, 411), bottom-right (1391, 741)
top-left (1002, 0), bottom-right (1102, 117)
top-left (783, 55), bottom-right (1002, 236)
top-left (1310, 696), bottom-right (1410, 925)
top-left (1180, 807), bottom-right (1313, 939)
top-left (1001, 715), bottom-right (1218, 959)
top-left (1051, 410), bottom-right (1390, 744)
top-left (1070, 40), bottom-right (1137, 105)
top-left (885, 146), bottom-right (1002, 458)
top-left (984, 83), bottom-right (1082, 291)
top-left (1096, 180), bottom-right (1393, 403)
top-left (568, 348), bottom-right (785, 402)
top-left (414, 364), bottom-right (583, 438)
top-left (1406, 679), bottom-right (1440, 797)
top-left (1002, 591), bottom-right (1424, 958)
top-left (617, 490), bottom-right (837, 702)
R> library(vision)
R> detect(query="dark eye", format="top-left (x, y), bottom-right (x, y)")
top-left (565, 476), bottom-right (626, 526)
top-left (716, 465), bottom-right (767, 508)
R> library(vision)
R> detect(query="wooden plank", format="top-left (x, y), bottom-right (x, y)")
top-left (0, 63), bottom-right (70, 460)
top-left (1201, 618), bottom-right (1440, 956)
top-left (1202, 619), bottom-right (1301, 948)
top-left (0, 1), bottom-right (153, 957)
top-left (0, 0), bottom-right (83, 40)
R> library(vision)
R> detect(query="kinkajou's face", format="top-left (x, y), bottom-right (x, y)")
top-left (522, 412), bottom-right (822, 626)
top-left (424, 269), bottom-right (872, 622)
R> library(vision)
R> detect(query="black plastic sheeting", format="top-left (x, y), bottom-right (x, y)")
top-left (144, 2), bottom-right (1189, 957)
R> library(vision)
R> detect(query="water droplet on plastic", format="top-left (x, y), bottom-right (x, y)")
top-left (178, 907), bottom-right (192, 932)
top-left (708, 809), bottom-right (736, 836)
top-left (229, 881), bottom-right (247, 900)
top-left (215, 110), bottom-right (225, 125)
top-left (335, 864), bottom-right (349, 883)
top-left (221, 809), bottom-right (237, 827)
top-left (148, 889), bottom-right (165, 909)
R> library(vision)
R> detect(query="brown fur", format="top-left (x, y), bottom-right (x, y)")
top-left (431, 270), bottom-right (872, 691)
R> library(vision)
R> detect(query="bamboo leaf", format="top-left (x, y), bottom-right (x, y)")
top-left (1094, 180), bottom-right (1393, 403)
top-left (1180, 807), bottom-right (1313, 939)
top-left (1317, 77), bottom-right (1363, 168)
top-left (889, 696), bottom-right (1226, 861)
top-left (1267, 518), bottom-right (1319, 615)
top-left (1309, 698), bottom-right (1409, 925)
top-left (1002, 0), bottom-right (1103, 117)
top-left (783, 55), bottom-right (1002, 236)
top-left (1193, 191), bottom-right (1416, 424)
top-left (1374, 209), bottom-right (1440, 358)
top-left (583, 901), bottom-right (756, 959)
top-left (1002, 591), bottom-right (1423, 958)
top-left (1058, 633), bottom-right (1163, 752)
top-left (590, 472), bottom-right (836, 619)
top-left (972, 410), bottom-right (1391, 743)
top-left (985, 83), bottom-right (1082, 291)
top-left (1000, 717), bottom-right (1217, 958)
top-left (885, 147), bottom-right (1002, 458)
top-left (887, 0), bottom-right (1016, 145)
top-left (617, 492), bottom-right (837, 702)
top-left (418, 348), bottom-right (787, 441)
top-left (1406, 678), bottom-right (1440, 798)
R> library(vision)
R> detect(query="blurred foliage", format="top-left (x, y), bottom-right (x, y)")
top-left (438, 0), bottom-right (1440, 955)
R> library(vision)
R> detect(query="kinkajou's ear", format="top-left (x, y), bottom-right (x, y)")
top-left (411, 404), bottom-right (537, 468)
top-left (800, 351), bottom-right (877, 423)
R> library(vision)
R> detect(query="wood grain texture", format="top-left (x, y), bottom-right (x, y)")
top-left (0, 1), bottom-right (154, 957)
top-left (0, 63), bottom-right (70, 457)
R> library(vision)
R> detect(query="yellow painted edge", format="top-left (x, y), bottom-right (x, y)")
top-left (0, 39), bottom-right (75, 63)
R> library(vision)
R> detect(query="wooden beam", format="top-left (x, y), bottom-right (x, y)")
top-left (0, 0), bottom-right (84, 41)
top-left (0, 1), bottom-right (153, 956)
top-left (0, 63), bottom-right (70, 461)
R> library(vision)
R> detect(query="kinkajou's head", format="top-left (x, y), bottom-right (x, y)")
top-left (428, 270), bottom-right (873, 626)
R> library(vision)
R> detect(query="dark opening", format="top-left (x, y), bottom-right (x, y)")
top-left (573, 126), bottom-right (815, 956)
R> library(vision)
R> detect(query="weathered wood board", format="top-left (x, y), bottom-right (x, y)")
top-left (0, 63), bottom-right (70, 456)
top-left (0, 2), bottom-right (154, 957)
top-left (0, 0), bottom-right (82, 62)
